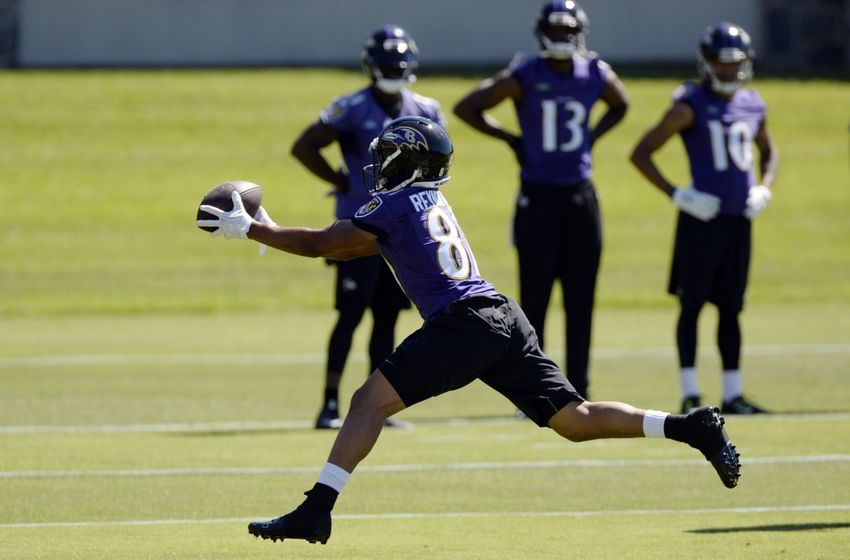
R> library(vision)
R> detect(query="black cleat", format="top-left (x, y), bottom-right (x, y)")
top-left (248, 506), bottom-right (332, 544)
top-left (680, 395), bottom-right (702, 414)
top-left (315, 399), bottom-right (343, 430)
top-left (721, 395), bottom-right (768, 415)
top-left (685, 406), bottom-right (741, 489)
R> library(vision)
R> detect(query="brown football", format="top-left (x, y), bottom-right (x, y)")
top-left (196, 180), bottom-right (263, 232)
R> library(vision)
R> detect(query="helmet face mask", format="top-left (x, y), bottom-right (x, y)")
top-left (698, 22), bottom-right (754, 94)
top-left (363, 26), bottom-right (419, 94)
top-left (363, 118), bottom-right (453, 194)
top-left (535, 1), bottom-right (588, 60)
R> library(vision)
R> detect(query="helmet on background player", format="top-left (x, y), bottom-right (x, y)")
top-left (534, 0), bottom-right (589, 60)
top-left (362, 24), bottom-right (419, 94)
top-left (363, 117), bottom-right (453, 193)
top-left (698, 22), bottom-right (754, 95)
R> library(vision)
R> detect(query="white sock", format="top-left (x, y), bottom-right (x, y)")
top-left (679, 367), bottom-right (699, 398)
top-left (722, 369), bottom-right (742, 402)
top-left (642, 410), bottom-right (669, 438)
top-left (316, 462), bottom-right (350, 493)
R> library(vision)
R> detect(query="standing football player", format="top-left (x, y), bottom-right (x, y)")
top-left (453, 0), bottom-right (629, 399)
top-left (630, 22), bottom-right (778, 414)
top-left (197, 117), bottom-right (741, 545)
top-left (290, 24), bottom-right (446, 429)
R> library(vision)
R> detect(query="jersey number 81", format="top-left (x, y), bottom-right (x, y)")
top-left (427, 206), bottom-right (471, 280)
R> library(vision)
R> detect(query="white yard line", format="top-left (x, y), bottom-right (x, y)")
top-left (2, 410), bottom-right (850, 435)
top-left (2, 504), bottom-right (849, 529)
top-left (1, 454), bottom-right (848, 479)
top-left (0, 419), bottom-right (314, 434)
top-left (1, 343), bottom-right (849, 369)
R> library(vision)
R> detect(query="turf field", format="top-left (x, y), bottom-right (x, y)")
top-left (1, 69), bottom-right (849, 559)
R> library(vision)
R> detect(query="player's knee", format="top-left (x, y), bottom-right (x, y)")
top-left (548, 402), bottom-right (593, 442)
top-left (347, 381), bottom-right (396, 422)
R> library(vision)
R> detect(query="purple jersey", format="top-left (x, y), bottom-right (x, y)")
top-left (319, 88), bottom-right (446, 219)
top-left (675, 82), bottom-right (766, 215)
top-left (510, 53), bottom-right (612, 185)
top-left (351, 187), bottom-right (497, 322)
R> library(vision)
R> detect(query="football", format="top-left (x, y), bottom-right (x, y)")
top-left (196, 180), bottom-right (263, 232)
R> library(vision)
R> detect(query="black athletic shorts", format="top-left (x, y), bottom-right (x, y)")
top-left (379, 294), bottom-right (584, 427)
top-left (668, 212), bottom-right (752, 311)
top-left (331, 254), bottom-right (411, 312)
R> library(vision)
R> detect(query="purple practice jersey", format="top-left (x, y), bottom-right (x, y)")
top-left (351, 187), bottom-right (497, 322)
top-left (319, 88), bottom-right (446, 219)
top-left (510, 53), bottom-right (612, 185)
top-left (674, 82), bottom-right (766, 215)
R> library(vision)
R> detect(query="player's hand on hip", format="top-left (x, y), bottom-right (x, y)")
top-left (744, 184), bottom-right (772, 219)
top-left (196, 191), bottom-right (254, 239)
top-left (672, 186), bottom-right (721, 222)
top-left (253, 205), bottom-right (276, 255)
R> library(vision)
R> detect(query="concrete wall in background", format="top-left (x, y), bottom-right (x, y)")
top-left (17, 0), bottom-right (764, 67)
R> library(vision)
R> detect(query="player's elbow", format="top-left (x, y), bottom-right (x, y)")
top-left (452, 99), bottom-right (476, 123)
top-left (290, 139), bottom-right (309, 161)
top-left (629, 146), bottom-right (644, 168)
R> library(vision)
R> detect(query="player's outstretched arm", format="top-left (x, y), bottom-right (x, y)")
top-left (250, 219), bottom-right (380, 260)
top-left (197, 191), bottom-right (379, 259)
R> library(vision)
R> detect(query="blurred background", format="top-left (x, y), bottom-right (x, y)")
top-left (2, 0), bottom-right (849, 71)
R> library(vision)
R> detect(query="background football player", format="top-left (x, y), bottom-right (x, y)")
top-left (290, 24), bottom-right (446, 429)
top-left (453, 0), bottom-right (629, 400)
top-left (630, 22), bottom-right (778, 414)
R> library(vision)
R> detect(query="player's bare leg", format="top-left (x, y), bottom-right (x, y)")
top-left (328, 371), bottom-right (405, 471)
top-left (548, 401), bottom-right (741, 488)
top-left (249, 371), bottom-right (405, 544)
top-left (548, 401), bottom-right (645, 440)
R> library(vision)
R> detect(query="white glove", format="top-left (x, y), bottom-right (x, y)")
top-left (253, 205), bottom-right (276, 256)
top-left (672, 186), bottom-right (721, 222)
top-left (196, 191), bottom-right (254, 239)
top-left (744, 185), bottom-right (772, 219)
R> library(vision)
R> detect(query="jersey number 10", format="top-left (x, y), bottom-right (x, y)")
top-left (707, 119), bottom-right (754, 172)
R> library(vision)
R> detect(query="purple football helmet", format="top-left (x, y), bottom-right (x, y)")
top-left (698, 22), bottom-right (755, 94)
top-left (534, 0), bottom-right (589, 60)
top-left (362, 25), bottom-right (419, 94)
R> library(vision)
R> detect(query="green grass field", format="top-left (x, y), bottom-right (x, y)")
top-left (1, 69), bottom-right (849, 559)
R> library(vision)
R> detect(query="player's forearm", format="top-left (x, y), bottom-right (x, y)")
top-left (630, 149), bottom-right (675, 197)
top-left (247, 223), bottom-right (328, 258)
top-left (759, 147), bottom-right (779, 189)
top-left (590, 104), bottom-right (627, 146)
top-left (291, 146), bottom-right (345, 188)
top-left (456, 110), bottom-right (513, 143)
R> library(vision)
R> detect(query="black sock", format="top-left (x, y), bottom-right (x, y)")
top-left (663, 414), bottom-right (690, 444)
top-left (324, 388), bottom-right (339, 406)
top-left (302, 483), bottom-right (339, 512)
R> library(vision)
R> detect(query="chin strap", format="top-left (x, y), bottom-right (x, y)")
top-left (382, 168), bottom-right (422, 193)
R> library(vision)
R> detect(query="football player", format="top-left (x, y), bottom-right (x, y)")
top-left (198, 117), bottom-right (742, 545)
top-left (290, 24), bottom-right (445, 429)
top-left (630, 22), bottom-right (778, 414)
top-left (453, 0), bottom-right (629, 399)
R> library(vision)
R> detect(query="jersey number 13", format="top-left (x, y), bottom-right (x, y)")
top-left (541, 99), bottom-right (587, 153)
